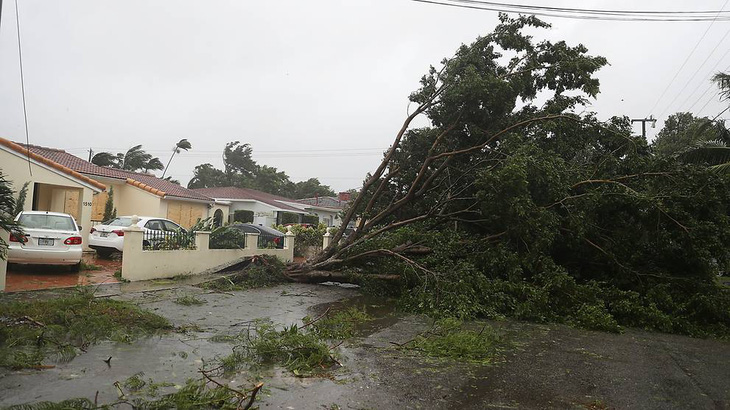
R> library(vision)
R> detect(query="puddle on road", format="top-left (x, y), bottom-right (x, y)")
top-left (0, 283), bottom-right (359, 406)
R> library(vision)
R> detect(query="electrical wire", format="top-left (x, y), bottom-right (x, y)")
top-left (436, 0), bottom-right (730, 16)
top-left (412, 0), bottom-right (730, 21)
top-left (14, 0), bottom-right (32, 175)
top-left (656, 24), bottom-right (730, 118)
top-left (646, 0), bottom-right (729, 117)
top-left (675, 49), bottom-right (730, 112)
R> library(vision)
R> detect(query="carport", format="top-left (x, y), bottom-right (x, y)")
top-left (0, 138), bottom-right (106, 291)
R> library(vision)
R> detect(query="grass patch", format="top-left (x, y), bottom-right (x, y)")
top-left (402, 318), bottom-right (509, 364)
top-left (200, 255), bottom-right (288, 292)
top-left (307, 307), bottom-right (372, 339)
top-left (222, 321), bottom-right (337, 377)
top-left (7, 378), bottom-right (258, 410)
top-left (174, 295), bottom-right (206, 306)
top-left (0, 288), bottom-right (171, 369)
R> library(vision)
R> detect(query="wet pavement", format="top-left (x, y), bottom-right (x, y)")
top-left (0, 282), bottom-right (729, 409)
top-left (4, 253), bottom-right (120, 292)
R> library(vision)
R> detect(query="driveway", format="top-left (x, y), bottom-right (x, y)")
top-left (4, 252), bottom-right (121, 292)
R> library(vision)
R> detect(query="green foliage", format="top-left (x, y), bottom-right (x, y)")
top-left (274, 223), bottom-right (327, 257)
top-left (6, 398), bottom-right (97, 409)
top-left (187, 141), bottom-right (334, 198)
top-left (279, 212), bottom-right (300, 225)
top-left (124, 372), bottom-right (147, 391)
top-left (209, 227), bottom-right (247, 249)
top-left (12, 181), bottom-right (29, 216)
top-left (91, 145), bottom-right (163, 172)
top-left (0, 288), bottom-right (171, 369)
top-left (102, 186), bottom-right (116, 222)
top-left (200, 255), bottom-right (287, 291)
top-left (0, 170), bottom-right (24, 260)
top-left (233, 210), bottom-right (253, 223)
top-left (652, 112), bottom-right (728, 157)
top-left (404, 318), bottom-right (508, 364)
top-left (241, 321), bottom-right (335, 376)
top-left (306, 307), bottom-right (372, 340)
top-left (174, 295), bottom-right (206, 306)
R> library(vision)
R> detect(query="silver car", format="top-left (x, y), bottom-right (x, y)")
top-left (8, 211), bottom-right (84, 270)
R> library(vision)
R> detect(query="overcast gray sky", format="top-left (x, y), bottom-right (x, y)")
top-left (1, 1), bottom-right (729, 192)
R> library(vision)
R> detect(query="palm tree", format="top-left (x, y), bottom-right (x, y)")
top-left (162, 139), bottom-right (192, 178)
top-left (92, 145), bottom-right (164, 173)
top-left (0, 170), bottom-right (23, 260)
top-left (679, 72), bottom-right (730, 173)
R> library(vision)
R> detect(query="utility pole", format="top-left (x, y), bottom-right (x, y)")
top-left (631, 116), bottom-right (657, 139)
top-left (88, 148), bottom-right (93, 162)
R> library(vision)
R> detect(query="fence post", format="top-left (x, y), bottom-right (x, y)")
top-left (284, 227), bottom-right (295, 262)
top-left (121, 216), bottom-right (144, 281)
top-left (246, 233), bottom-right (260, 250)
top-left (0, 229), bottom-right (8, 291)
top-left (195, 231), bottom-right (210, 251)
top-left (322, 231), bottom-right (331, 248)
top-left (285, 227), bottom-right (295, 250)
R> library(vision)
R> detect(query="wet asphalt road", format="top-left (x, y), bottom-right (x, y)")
top-left (0, 283), bottom-right (728, 409)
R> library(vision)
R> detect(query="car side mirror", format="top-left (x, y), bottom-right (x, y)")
top-left (77, 226), bottom-right (82, 231)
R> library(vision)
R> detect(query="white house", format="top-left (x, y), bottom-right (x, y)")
top-left (192, 187), bottom-right (348, 227)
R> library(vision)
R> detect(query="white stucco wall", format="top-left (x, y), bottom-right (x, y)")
top-left (121, 229), bottom-right (294, 281)
top-left (115, 183), bottom-right (166, 218)
top-left (228, 200), bottom-right (279, 227)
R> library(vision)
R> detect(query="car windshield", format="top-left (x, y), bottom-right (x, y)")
top-left (104, 217), bottom-right (133, 227)
top-left (18, 214), bottom-right (76, 231)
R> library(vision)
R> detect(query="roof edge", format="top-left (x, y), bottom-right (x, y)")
top-left (0, 137), bottom-right (107, 191)
top-left (126, 178), bottom-right (166, 197)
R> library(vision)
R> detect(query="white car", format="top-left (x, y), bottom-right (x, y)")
top-left (88, 216), bottom-right (187, 257)
top-left (8, 211), bottom-right (84, 270)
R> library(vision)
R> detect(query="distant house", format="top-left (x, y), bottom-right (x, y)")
top-left (21, 142), bottom-right (217, 229)
top-left (192, 187), bottom-right (309, 227)
top-left (0, 138), bottom-right (106, 250)
top-left (296, 192), bottom-right (353, 227)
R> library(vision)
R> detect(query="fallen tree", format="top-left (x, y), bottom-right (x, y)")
top-left (290, 14), bottom-right (608, 273)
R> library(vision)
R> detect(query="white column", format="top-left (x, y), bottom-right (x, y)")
top-left (322, 231), bottom-right (331, 249)
top-left (245, 233), bottom-right (260, 250)
top-left (195, 231), bottom-right (210, 251)
top-left (121, 216), bottom-right (144, 281)
top-left (79, 188), bottom-right (94, 251)
top-left (284, 228), bottom-right (295, 262)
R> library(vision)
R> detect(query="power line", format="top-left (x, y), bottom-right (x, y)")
top-left (411, 0), bottom-right (730, 21)
top-left (432, 0), bottom-right (730, 16)
top-left (675, 50), bottom-right (730, 112)
top-left (647, 0), bottom-right (730, 117)
top-left (656, 23), bottom-right (730, 118)
top-left (14, 0), bottom-right (31, 176)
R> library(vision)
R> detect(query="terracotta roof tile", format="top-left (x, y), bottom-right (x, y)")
top-left (20, 142), bottom-right (211, 202)
top-left (0, 138), bottom-right (106, 191)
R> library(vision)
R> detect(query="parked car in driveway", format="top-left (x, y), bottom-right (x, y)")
top-left (88, 216), bottom-right (188, 257)
top-left (8, 211), bottom-right (83, 270)
top-left (227, 223), bottom-right (285, 248)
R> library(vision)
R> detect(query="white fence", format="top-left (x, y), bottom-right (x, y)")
top-left (121, 226), bottom-right (294, 282)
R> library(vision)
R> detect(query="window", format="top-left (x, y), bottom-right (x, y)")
top-left (18, 214), bottom-right (76, 231)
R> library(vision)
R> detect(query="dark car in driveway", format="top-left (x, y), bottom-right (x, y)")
top-left (228, 223), bottom-right (285, 249)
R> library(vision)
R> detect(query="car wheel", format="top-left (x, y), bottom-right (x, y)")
top-left (97, 249), bottom-right (114, 258)
top-left (69, 262), bottom-right (81, 272)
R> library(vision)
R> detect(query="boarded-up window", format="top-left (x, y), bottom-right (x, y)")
top-left (63, 190), bottom-right (80, 220)
top-left (166, 201), bottom-right (203, 229)
top-left (92, 191), bottom-right (108, 221)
